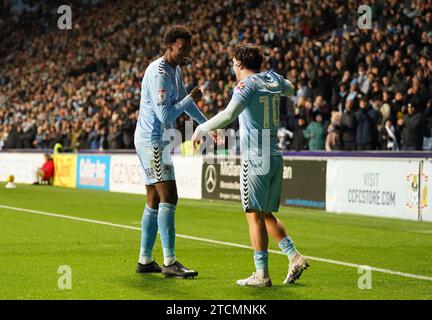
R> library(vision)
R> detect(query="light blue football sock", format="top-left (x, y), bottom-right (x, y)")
top-left (139, 205), bottom-right (158, 263)
top-left (278, 235), bottom-right (297, 259)
top-left (158, 202), bottom-right (176, 265)
top-left (254, 250), bottom-right (269, 278)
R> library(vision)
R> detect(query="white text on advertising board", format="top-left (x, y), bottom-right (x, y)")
top-left (347, 172), bottom-right (396, 206)
top-left (112, 163), bottom-right (142, 185)
top-left (79, 159), bottom-right (106, 187)
top-left (221, 161), bottom-right (240, 177)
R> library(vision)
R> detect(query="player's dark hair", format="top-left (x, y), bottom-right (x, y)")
top-left (164, 25), bottom-right (192, 46)
top-left (232, 44), bottom-right (264, 72)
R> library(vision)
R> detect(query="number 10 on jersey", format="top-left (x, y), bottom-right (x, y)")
top-left (259, 95), bottom-right (280, 128)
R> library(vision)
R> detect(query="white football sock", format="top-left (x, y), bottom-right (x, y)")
top-left (139, 255), bottom-right (152, 265)
top-left (256, 268), bottom-right (269, 279)
top-left (164, 256), bottom-right (176, 266)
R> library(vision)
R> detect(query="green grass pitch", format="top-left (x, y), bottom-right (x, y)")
top-left (0, 184), bottom-right (431, 300)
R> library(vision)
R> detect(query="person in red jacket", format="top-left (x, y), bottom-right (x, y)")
top-left (34, 154), bottom-right (55, 185)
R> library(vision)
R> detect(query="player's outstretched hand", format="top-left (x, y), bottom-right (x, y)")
top-left (189, 87), bottom-right (203, 104)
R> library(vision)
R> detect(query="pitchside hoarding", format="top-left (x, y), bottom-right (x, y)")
top-left (0, 153), bottom-right (44, 184)
top-left (76, 154), bottom-right (110, 191)
top-left (201, 156), bottom-right (327, 209)
top-left (109, 154), bottom-right (146, 195)
top-left (202, 157), bottom-right (242, 202)
top-left (53, 153), bottom-right (77, 188)
top-left (172, 156), bottom-right (203, 199)
top-left (281, 159), bottom-right (326, 209)
top-left (326, 159), bottom-right (422, 221)
top-left (108, 154), bottom-right (203, 199)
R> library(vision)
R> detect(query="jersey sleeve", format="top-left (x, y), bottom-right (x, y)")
top-left (177, 71), bottom-right (208, 124)
top-left (185, 102), bottom-right (208, 125)
top-left (148, 71), bottom-right (195, 125)
top-left (194, 98), bottom-right (246, 136)
top-left (194, 80), bottom-right (253, 135)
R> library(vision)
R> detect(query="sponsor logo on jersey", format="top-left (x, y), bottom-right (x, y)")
top-left (235, 81), bottom-right (245, 91)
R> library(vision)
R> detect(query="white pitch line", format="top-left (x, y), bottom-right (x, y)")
top-left (1, 204), bottom-right (432, 283)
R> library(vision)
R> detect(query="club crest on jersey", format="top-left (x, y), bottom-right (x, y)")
top-left (157, 89), bottom-right (166, 105)
top-left (236, 81), bottom-right (245, 91)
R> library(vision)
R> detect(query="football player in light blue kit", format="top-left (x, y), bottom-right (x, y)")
top-left (192, 44), bottom-right (309, 287)
top-left (134, 25), bottom-right (208, 278)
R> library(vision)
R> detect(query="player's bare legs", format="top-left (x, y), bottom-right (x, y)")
top-left (154, 180), bottom-right (198, 278)
top-left (154, 180), bottom-right (178, 205)
top-left (263, 212), bottom-right (287, 242)
top-left (146, 185), bottom-right (160, 209)
top-left (246, 211), bottom-right (268, 252)
top-left (136, 185), bottom-right (161, 273)
top-left (237, 210), bottom-right (272, 287)
top-left (264, 212), bottom-right (309, 284)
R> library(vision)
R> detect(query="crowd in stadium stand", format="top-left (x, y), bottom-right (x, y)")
top-left (0, 0), bottom-right (431, 152)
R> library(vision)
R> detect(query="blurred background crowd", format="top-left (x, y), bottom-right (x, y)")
top-left (0, 0), bottom-right (431, 152)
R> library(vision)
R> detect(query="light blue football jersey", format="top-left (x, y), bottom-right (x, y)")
top-left (134, 57), bottom-right (207, 146)
top-left (231, 70), bottom-right (290, 160)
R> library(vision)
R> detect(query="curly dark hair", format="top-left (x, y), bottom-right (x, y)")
top-left (232, 44), bottom-right (264, 72)
top-left (163, 25), bottom-right (192, 46)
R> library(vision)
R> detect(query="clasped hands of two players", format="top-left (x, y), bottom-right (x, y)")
top-left (189, 87), bottom-right (223, 150)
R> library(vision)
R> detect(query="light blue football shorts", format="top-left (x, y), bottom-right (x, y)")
top-left (135, 143), bottom-right (176, 185)
top-left (240, 155), bottom-right (283, 213)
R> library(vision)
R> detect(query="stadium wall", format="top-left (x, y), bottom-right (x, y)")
top-left (1, 151), bottom-right (431, 222)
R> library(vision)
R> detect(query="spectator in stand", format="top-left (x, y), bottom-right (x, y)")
top-left (108, 124), bottom-right (124, 149)
top-left (312, 95), bottom-right (331, 123)
top-left (98, 127), bottom-right (109, 151)
top-left (391, 90), bottom-right (407, 121)
top-left (33, 126), bottom-right (45, 149)
top-left (371, 96), bottom-right (384, 132)
top-left (354, 97), bottom-right (379, 150)
top-left (289, 116), bottom-right (307, 152)
top-left (398, 103), bottom-right (424, 151)
top-left (379, 118), bottom-right (399, 151)
top-left (340, 98), bottom-right (356, 151)
top-left (325, 111), bottom-right (342, 151)
top-left (277, 127), bottom-right (293, 151)
top-left (332, 83), bottom-right (349, 113)
top-left (356, 64), bottom-right (370, 96)
top-left (304, 112), bottom-right (325, 151)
